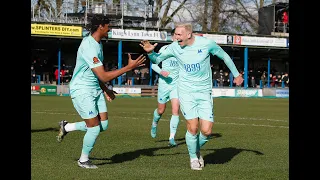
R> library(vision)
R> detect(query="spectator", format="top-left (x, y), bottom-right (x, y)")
top-left (133, 69), bottom-right (140, 85)
top-left (126, 70), bottom-right (133, 85)
top-left (255, 70), bottom-right (262, 87)
top-left (140, 67), bottom-right (150, 85)
top-left (54, 68), bottom-right (66, 85)
top-left (153, 74), bottom-right (159, 86)
top-left (142, 70), bottom-right (150, 85)
top-left (63, 69), bottom-right (72, 84)
top-left (270, 74), bottom-right (276, 87)
top-left (212, 71), bottom-right (219, 86)
top-left (223, 72), bottom-right (229, 87)
top-left (32, 58), bottom-right (42, 79)
top-left (42, 59), bottom-right (50, 84)
top-left (276, 74), bottom-right (282, 87)
top-left (121, 72), bottom-right (127, 85)
top-left (282, 11), bottom-right (288, 33)
top-left (282, 72), bottom-right (289, 87)
top-left (79, 0), bottom-right (86, 13)
top-left (31, 66), bottom-right (37, 83)
top-left (248, 69), bottom-right (256, 88)
top-left (261, 71), bottom-right (266, 87)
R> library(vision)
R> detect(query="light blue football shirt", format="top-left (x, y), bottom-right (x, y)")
top-left (148, 35), bottom-right (240, 93)
top-left (151, 45), bottom-right (179, 86)
top-left (69, 35), bottom-right (104, 97)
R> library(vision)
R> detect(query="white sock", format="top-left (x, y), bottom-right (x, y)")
top-left (64, 123), bottom-right (76, 132)
top-left (79, 153), bottom-right (89, 162)
top-left (169, 133), bottom-right (175, 139)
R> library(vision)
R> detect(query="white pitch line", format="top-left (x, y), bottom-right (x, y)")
top-left (216, 122), bottom-right (288, 129)
top-left (32, 111), bottom-right (288, 129)
top-left (219, 116), bottom-right (287, 122)
top-left (31, 110), bottom-right (288, 122)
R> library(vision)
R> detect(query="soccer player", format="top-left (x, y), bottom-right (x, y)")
top-left (150, 29), bottom-right (180, 147)
top-left (56, 14), bottom-right (146, 169)
top-left (140, 23), bottom-right (243, 170)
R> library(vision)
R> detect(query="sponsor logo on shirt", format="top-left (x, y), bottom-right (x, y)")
top-left (93, 57), bottom-right (100, 64)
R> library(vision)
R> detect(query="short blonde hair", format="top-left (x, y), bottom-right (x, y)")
top-left (175, 23), bottom-right (193, 33)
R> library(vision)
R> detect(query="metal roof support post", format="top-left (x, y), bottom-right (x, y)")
top-left (121, 2), bottom-right (124, 29)
top-left (117, 40), bottom-right (123, 86)
top-left (244, 47), bottom-right (248, 89)
top-left (267, 58), bottom-right (271, 88)
top-left (144, 5), bottom-right (147, 30)
top-left (58, 40), bottom-right (62, 85)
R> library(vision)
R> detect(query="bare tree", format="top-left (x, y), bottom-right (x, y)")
top-left (202, 0), bottom-right (209, 32)
top-left (55, 0), bottom-right (64, 17)
top-left (73, 0), bottom-right (79, 13)
top-left (34, 0), bottom-right (51, 16)
top-left (210, 0), bottom-right (221, 32)
top-left (154, 0), bottom-right (163, 19)
top-left (158, 0), bottom-right (188, 28)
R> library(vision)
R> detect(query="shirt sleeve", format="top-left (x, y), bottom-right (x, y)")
top-left (148, 44), bottom-right (175, 64)
top-left (208, 40), bottom-right (240, 77)
top-left (81, 46), bottom-right (103, 69)
top-left (151, 64), bottom-right (162, 74)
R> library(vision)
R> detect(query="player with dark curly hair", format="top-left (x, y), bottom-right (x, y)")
top-left (56, 14), bottom-right (146, 169)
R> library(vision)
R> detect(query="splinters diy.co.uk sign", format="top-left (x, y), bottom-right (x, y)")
top-left (31, 24), bottom-right (82, 37)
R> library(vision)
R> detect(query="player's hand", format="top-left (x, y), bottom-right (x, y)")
top-left (127, 53), bottom-right (146, 70)
top-left (160, 71), bottom-right (170, 77)
top-left (233, 75), bottom-right (244, 86)
top-left (104, 92), bottom-right (113, 102)
top-left (104, 89), bottom-right (118, 101)
top-left (139, 40), bottom-right (158, 53)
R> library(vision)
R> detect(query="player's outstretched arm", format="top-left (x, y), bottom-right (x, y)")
top-left (92, 54), bottom-right (146, 83)
top-left (214, 49), bottom-right (243, 86)
top-left (151, 64), bottom-right (170, 77)
top-left (140, 40), bottom-right (175, 64)
top-left (208, 40), bottom-right (243, 86)
top-left (139, 40), bottom-right (158, 53)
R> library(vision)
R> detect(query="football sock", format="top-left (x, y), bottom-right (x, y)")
top-left (197, 132), bottom-right (209, 153)
top-left (152, 108), bottom-right (161, 126)
top-left (79, 125), bottom-right (100, 162)
top-left (64, 121), bottom-right (87, 132)
top-left (75, 121), bottom-right (87, 132)
top-left (185, 131), bottom-right (198, 159)
top-left (66, 120), bottom-right (109, 133)
top-left (169, 115), bottom-right (179, 139)
top-left (99, 120), bottom-right (109, 132)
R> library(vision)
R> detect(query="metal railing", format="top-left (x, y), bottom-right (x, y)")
top-left (274, 22), bottom-right (289, 33)
top-left (31, 1), bottom-right (160, 29)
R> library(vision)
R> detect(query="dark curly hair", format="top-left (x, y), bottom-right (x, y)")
top-left (85, 14), bottom-right (110, 34)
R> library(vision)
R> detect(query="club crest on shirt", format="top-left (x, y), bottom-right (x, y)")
top-left (93, 57), bottom-right (100, 64)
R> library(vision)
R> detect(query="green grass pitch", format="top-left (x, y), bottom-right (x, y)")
top-left (31, 96), bottom-right (288, 180)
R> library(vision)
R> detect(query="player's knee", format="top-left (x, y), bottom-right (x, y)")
top-left (158, 108), bottom-right (165, 115)
top-left (100, 120), bottom-right (109, 132)
top-left (200, 129), bottom-right (212, 137)
top-left (187, 127), bottom-right (198, 135)
top-left (171, 107), bottom-right (179, 115)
